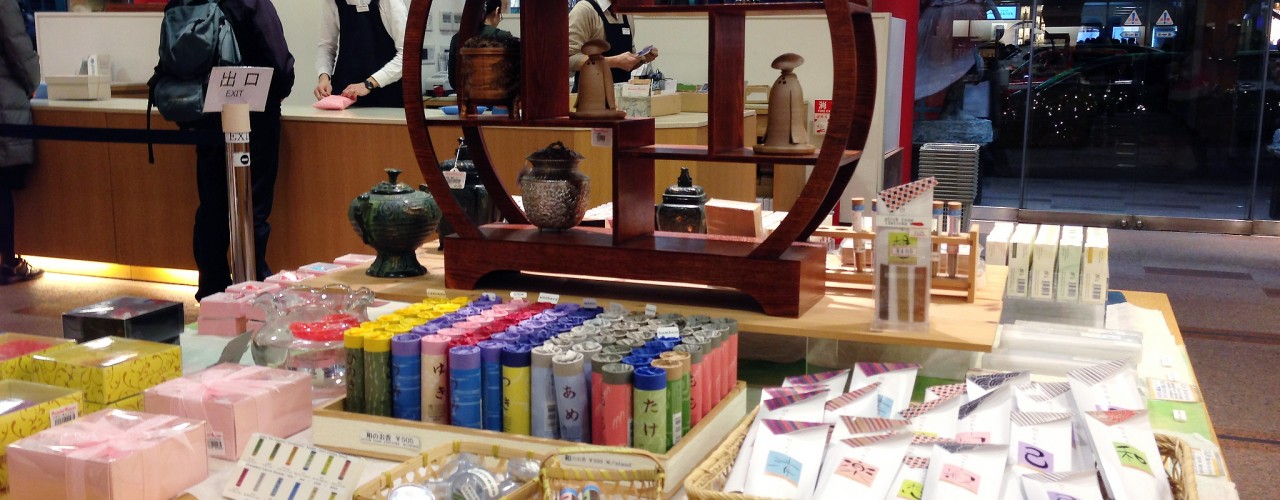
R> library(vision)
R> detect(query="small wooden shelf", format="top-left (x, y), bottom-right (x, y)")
top-left (620, 144), bottom-right (862, 166)
top-left (616, 1), bottom-right (870, 16)
top-left (812, 224), bottom-right (983, 302)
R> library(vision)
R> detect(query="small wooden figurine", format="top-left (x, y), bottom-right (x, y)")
top-left (754, 53), bottom-right (815, 155)
top-left (570, 40), bottom-right (626, 119)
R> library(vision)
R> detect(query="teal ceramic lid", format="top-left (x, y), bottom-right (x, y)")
top-left (370, 169), bottom-right (416, 195)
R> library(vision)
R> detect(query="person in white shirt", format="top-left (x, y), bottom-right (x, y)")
top-left (313, 0), bottom-right (408, 107)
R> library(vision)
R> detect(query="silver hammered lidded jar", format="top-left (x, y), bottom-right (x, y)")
top-left (519, 141), bottom-right (591, 231)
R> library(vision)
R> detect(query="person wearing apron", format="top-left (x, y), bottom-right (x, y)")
top-left (315, 0), bottom-right (407, 108)
top-left (568, 0), bottom-right (659, 91)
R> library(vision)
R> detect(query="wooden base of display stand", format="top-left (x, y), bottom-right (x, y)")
top-left (444, 225), bottom-right (828, 317)
top-left (812, 224), bottom-right (982, 302)
top-left (312, 382), bottom-right (749, 498)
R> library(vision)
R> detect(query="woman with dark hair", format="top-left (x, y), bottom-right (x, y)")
top-left (0, 0), bottom-right (40, 285)
top-left (447, 0), bottom-right (514, 91)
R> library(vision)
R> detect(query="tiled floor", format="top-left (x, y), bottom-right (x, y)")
top-left (0, 229), bottom-right (1275, 496)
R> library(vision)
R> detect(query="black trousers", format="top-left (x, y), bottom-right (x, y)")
top-left (192, 104), bottom-right (282, 298)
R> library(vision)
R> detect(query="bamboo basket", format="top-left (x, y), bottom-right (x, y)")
top-left (540, 446), bottom-right (665, 499)
top-left (353, 441), bottom-right (545, 500)
top-left (685, 407), bottom-right (1199, 500)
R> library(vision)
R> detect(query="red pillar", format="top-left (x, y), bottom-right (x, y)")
top-left (873, 0), bottom-right (918, 183)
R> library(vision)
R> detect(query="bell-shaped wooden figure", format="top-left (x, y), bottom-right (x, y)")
top-left (570, 39), bottom-right (626, 119)
top-left (754, 53), bottom-right (815, 155)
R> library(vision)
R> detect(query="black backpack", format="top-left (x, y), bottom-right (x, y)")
top-left (148, 0), bottom-right (242, 126)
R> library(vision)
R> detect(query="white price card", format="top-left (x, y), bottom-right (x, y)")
top-left (656, 326), bottom-right (680, 339)
top-left (644, 304), bottom-right (658, 317)
top-left (1191, 447), bottom-right (1225, 476)
top-left (609, 302), bottom-right (627, 313)
top-left (1148, 379), bottom-right (1199, 402)
top-left (538, 292), bottom-right (560, 304)
top-left (443, 169), bottom-right (467, 189)
top-left (511, 291), bottom-right (528, 300)
top-left (204, 66), bottom-right (275, 112)
top-left (591, 128), bottom-right (613, 147)
top-left (426, 288), bottom-right (448, 299)
top-left (583, 297), bottom-right (598, 309)
top-left (481, 292), bottom-right (498, 301)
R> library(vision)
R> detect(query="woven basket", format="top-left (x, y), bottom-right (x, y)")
top-left (540, 446), bottom-right (665, 499)
top-left (353, 441), bottom-right (544, 500)
top-left (686, 408), bottom-right (1200, 500)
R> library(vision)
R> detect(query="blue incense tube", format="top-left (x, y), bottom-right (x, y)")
top-left (477, 340), bottom-right (507, 431)
top-left (449, 345), bottom-right (483, 429)
top-left (391, 333), bottom-right (422, 420)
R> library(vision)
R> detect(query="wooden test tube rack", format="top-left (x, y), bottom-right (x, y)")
top-left (812, 223), bottom-right (981, 303)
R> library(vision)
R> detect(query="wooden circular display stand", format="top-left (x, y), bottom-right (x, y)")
top-left (401, 0), bottom-right (876, 317)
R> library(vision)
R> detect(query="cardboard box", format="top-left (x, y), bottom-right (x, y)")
top-left (1057, 227), bottom-right (1085, 303)
top-left (30, 337), bottom-right (182, 404)
top-left (8, 410), bottom-right (208, 500)
top-left (705, 199), bottom-right (764, 238)
top-left (0, 333), bottom-right (75, 380)
top-left (144, 364), bottom-right (312, 460)
top-left (984, 222), bottom-right (1015, 266)
top-left (1030, 225), bottom-right (1061, 301)
top-left (1004, 224), bottom-right (1037, 298)
top-left (680, 92), bottom-right (709, 112)
top-left (45, 75), bottom-right (111, 100)
top-left (83, 393), bottom-right (144, 414)
top-left (0, 381), bottom-right (83, 489)
top-left (619, 92), bottom-right (682, 118)
top-left (1082, 227), bottom-right (1110, 304)
top-left (62, 296), bottom-right (183, 344)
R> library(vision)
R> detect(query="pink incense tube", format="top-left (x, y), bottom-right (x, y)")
top-left (601, 362), bottom-right (634, 447)
top-left (421, 334), bottom-right (452, 424)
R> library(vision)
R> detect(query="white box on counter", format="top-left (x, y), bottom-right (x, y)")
top-left (1030, 225), bottom-right (1061, 301)
top-left (1057, 227), bottom-right (1085, 303)
top-left (985, 222), bottom-right (1015, 266)
top-left (1082, 227), bottom-right (1110, 304)
top-left (1005, 224), bottom-right (1037, 298)
top-left (45, 75), bottom-right (111, 100)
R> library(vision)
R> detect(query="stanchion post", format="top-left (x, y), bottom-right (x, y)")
top-left (222, 103), bottom-right (254, 283)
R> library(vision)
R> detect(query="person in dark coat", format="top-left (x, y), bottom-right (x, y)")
top-left (188, 0), bottom-right (294, 299)
top-left (0, 0), bottom-right (41, 285)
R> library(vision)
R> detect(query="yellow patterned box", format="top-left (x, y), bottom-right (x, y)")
top-left (0, 333), bottom-right (75, 381)
top-left (0, 380), bottom-right (83, 489)
top-left (30, 336), bottom-right (181, 404)
top-left (83, 393), bottom-right (144, 414)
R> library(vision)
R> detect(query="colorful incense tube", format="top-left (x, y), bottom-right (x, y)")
top-left (601, 362), bottom-right (634, 447)
top-left (391, 333), bottom-right (422, 420)
top-left (477, 340), bottom-right (507, 431)
top-left (702, 331), bottom-right (725, 405)
top-left (674, 344), bottom-right (706, 423)
top-left (651, 358), bottom-right (686, 448)
top-left (421, 335), bottom-right (452, 424)
top-left (590, 353), bottom-right (622, 445)
top-left (851, 197), bottom-right (866, 232)
top-left (363, 333), bottom-right (393, 417)
top-left (344, 328), bottom-right (366, 413)
top-left (501, 344), bottom-right (533, 435)
top-left (530, 345), bottom-right (562, 439)
top-left (932, 200), bottom-right (945, 235)
top-left (552, 351), bottom-right (590, 443)
top-left (449, 345), bottom-right (483, 428)
top-left (660, 350), bottom-right (693, 436)
top-left (632, 366), bottom-right (668, 453)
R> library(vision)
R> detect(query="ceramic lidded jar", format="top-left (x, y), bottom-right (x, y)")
top-left (437, 137), bottom-right (496, 249)
top-left (656, 167), bottom-right (708, 233)
top-left (519, 142), bottom-right (591, 231)
top-left (348, 169), bottom-right (442, 277)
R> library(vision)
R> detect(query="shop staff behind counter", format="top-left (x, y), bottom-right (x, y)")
top-left (314, 0), bottom-right (408, 108)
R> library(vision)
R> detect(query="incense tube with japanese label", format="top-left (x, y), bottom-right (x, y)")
top-left (449, 345), bottom-right (483, 429)
top-left (591, 353), bottom-right (622, 444)
top-left (477, 340), bottom-right (507, 431)
top-left (650, 358), bottom-right (685, 448)
top-left (363, 333), bottom-right (393, 417)
top-left (552, 351), bottom-right (590, 443)
top-left (632, 366), bottom-right (668, 453)
top-left (530, 345), bottom-right (562, 439)
top-left (501, 344), bottom-right (533, 435)
top-left (703, 331), bottom-right (725, 406)
top-left (660, 351), bottom-right (692, 437)
top-left (391, 333), bottom-right (422, 420)
top-left (421, 334), bottom-right (451, 424)
top-left (602, 363), bottom-right (634, 447)
top-left (572, 341), bottom-right (603, 397)
top-left (673, 344), bottom-right (705, 423)
top-left (344, 328), bottom-right (366, 413)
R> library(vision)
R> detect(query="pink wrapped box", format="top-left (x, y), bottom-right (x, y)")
top-left (242, 300), bottom-right (268, 322)
top-left (224, 281), bottom-right (281, 297)
top-left (297, 262), bottom-right (347, 275)
top-left (143, 364), bottom-right (312, 460)
top-left (198, 292), bottom-right (244, 319)
top-left (197, 317), bottom-right (247, 337)
top-left (333, 253), bottom-right (376, 266)
top-left (8, 409), bottom-right (208, 500)
top-left (264, 270), bottom-right (316, 285)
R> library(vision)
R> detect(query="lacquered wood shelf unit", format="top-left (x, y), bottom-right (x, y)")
top-left (401, 0), bottom-right (876, 317)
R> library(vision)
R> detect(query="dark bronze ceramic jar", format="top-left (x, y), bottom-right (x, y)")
top-left (348, 169), bottom-right (442, 277)
top-left (519, 142), bottom-right (590, 231)
top-left (437, 137), bottom-right (496, 249)
top-left (656, 167), bottom-right (708, 233)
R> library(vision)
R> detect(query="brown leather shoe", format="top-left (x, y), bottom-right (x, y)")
top-left (0, 257), bottom-right (43, 285)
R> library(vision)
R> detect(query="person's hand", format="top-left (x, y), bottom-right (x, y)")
top-left (341, 82), bottom-right (371, 99)
top-left (606, 52), bottom-right (642, 72)
top-left (642, 47), bottom-right (659, 63)
top-left (314, 74), bottom-right (332, 100)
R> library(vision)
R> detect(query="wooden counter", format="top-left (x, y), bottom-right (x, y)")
top-left (302, 250), bottom-right (1006, 352)
top-left (19, 99), bottom-right (756, 276)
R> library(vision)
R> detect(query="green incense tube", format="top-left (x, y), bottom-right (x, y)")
top-left (363, 332), bottom-right (393, 417)
top-left (344, 328), bottom-right (367, 413)
top-left (660, 351), bottom-right (692, 437)
top-left (632, 366), bottom-right (668, 454)
top-left (650, 358), bottom-right (686, 449)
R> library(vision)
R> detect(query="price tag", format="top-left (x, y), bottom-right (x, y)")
top-left (538, 292), bottom-right (560, 304)
top-left (609, 302), bottom-right (627, 313)
top-left (481, 292), bottom-right (498, 301)
top-left (207, 431), bottom-right (226, 455)
top-left (1191, 447), bottom-right (1224, 476)
top-left (656, 326), bottom-right (680, 339)
top-left (49, 403), bottom-right (78, 427)
top-left (426, 288), bottom-right (448, 299)
top-left (510, 291), bottom-right (528, 300)
top-left (1149, 379), bottom-right (1198, 402)
top-left (583, 297), bottom-right (598, 309)
top-left (591, 128), bottom-right (613, 147)
top-left (644, 304), bottom-right (658, 317)
top-left (443, 169), bottom-right (467, 190)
